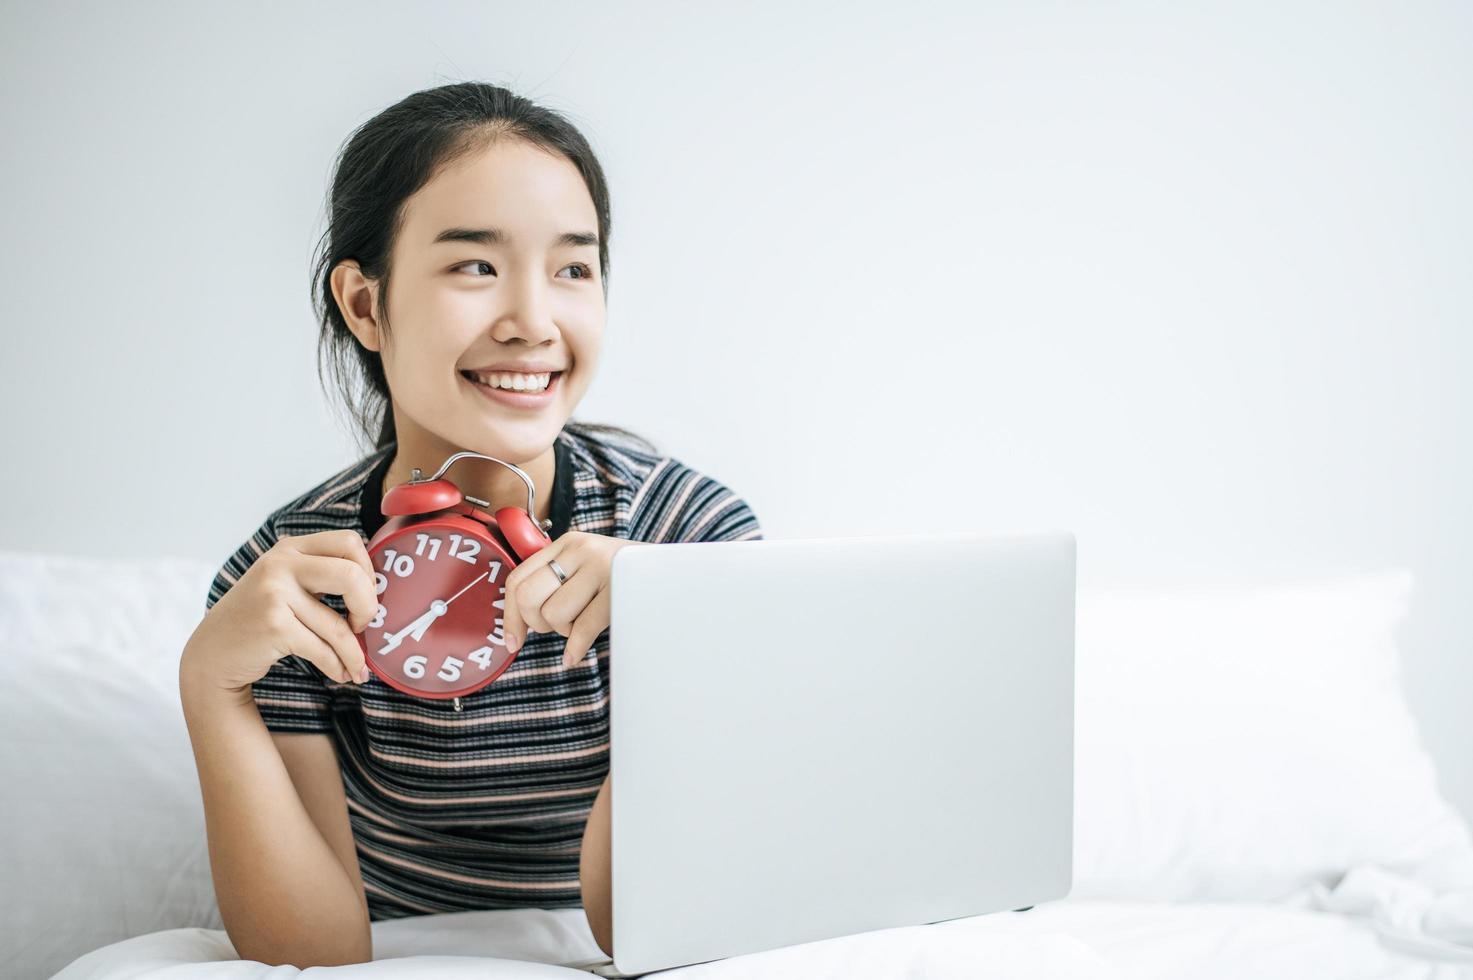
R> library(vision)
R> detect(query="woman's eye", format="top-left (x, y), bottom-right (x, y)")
top-left (454, 261), bottom-right (593, 279)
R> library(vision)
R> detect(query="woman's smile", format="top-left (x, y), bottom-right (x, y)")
top-left (460, 368), bottom-right (564, 410)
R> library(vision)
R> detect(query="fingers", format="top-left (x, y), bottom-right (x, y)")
top-left (281, 613), bottom-right (353, 684)
top-left (277, 530), bottom-right (379, 626)
top-left (281, 528), bottom-right (377, 584)
top-left (509, 564), bottom-right (566, 638)
top-left (272, 613), bottom-right (349, 680)
top-left (539, 567), bottom-right (599, 638)
top-left (291, 551), bottom-right (381, 635)
top-left (500, 576), bottom-right (523, 653)
top-left (504, 538), bottom-right (573, 649)
top-left (561, 585), bottom-right (611, 669)
top-left (286, 584), bottom-right (371, 684)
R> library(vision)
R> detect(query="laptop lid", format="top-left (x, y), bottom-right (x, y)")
top-left (604, 529), bottom-right (1075, 975)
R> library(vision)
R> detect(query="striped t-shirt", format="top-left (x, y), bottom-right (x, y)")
top-left (203, 422), bottom-right (763, 920)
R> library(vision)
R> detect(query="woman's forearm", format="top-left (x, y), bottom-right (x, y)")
top-left (179, 662), bottom-right (372, 967)
top-left (580, 773), bottom-right (614, 956)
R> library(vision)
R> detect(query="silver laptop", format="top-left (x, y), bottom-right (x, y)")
top-left (593, 529), bottom-right (1075, 976)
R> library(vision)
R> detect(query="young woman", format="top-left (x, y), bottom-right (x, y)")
top-left (179, 81), bottom-right (762, 968)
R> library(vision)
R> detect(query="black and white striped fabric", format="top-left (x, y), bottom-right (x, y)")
top-left (203, 422), bottom-right (762, 920)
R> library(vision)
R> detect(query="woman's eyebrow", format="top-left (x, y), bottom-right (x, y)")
top-left (432, 227), bottom-right (598, 248)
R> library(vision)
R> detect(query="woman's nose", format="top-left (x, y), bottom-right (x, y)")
top-left (496, 277), bottom-right (559, 342)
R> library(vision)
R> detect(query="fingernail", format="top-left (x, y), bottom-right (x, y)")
top-left (507, 634), bottom-right (520, 653)
top-left (357, 666), bottom-right (370, 684)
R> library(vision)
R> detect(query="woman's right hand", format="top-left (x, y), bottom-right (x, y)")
top-left (182, 529), bottom-right (381, 699)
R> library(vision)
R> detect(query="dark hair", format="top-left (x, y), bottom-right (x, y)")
top-left (311, 81), bottom-right (657, 457)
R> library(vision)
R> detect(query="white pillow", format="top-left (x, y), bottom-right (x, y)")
top-left (0, 550), bottom-right (225, 980)
top-left (1070, 567), bottom-right (1473, 902)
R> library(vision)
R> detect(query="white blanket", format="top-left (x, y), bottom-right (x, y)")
top-left (51, 869), bottom-right (1473, 980)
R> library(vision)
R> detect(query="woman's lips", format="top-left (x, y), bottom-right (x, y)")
top-left (461, 370), bottom-right (562, 410)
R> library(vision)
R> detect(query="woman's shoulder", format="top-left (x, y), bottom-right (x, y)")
top-left (561, 422), bottom-right (764, 544)
top-left (261, 446), bottom-right (392, 537)
top-left (559, 420), bottom-right (662, 489)
top-left (205, 446), bottom-right (391, 611)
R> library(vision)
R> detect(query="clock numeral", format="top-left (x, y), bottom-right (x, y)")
top-left (381, 549), bottom-right (415, 578)
top-left (487, 560), bottom-right (502, 581)
top-left (448, 534), bottom-right (481, 565)
top-left (470, 647), bottom-right (495, 670)
top-left (368, 604), bottom-right (386, 629)
top-left (400, 654), bottom-right (471, 683)
top-left (487, 616), bottom-right (505, 647)
top-left (413, 533), bottom-right (443, 560)
top-left (374, 572), bottom-right (388, 596)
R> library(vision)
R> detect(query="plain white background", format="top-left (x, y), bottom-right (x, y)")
top-left (3, 1), bottom-right (1470, 825)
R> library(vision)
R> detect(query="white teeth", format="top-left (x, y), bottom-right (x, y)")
top-left (467, 371), bottom-right (553, 392)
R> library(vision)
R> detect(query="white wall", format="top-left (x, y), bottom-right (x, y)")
top-left (4, 1), bottom-right (1471, 822)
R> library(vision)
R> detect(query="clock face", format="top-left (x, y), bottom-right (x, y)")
top-left (359, 517), bottom-right (520, 699)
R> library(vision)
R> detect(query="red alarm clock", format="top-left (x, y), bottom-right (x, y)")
top-left (358, 450), bottom-right (553, 711)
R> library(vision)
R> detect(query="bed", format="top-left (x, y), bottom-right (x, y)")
top-left (3, 550), bottom-right (1471, 979)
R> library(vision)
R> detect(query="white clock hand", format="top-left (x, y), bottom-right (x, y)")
top-left (446, 571), bottom-right (489, 606)
top-left (378, 606), bottom-right (440, 656)
top-left (376, 572), bottom-right (492, 656)
top-left (405, 572), bottom-right (489, 642)
top-left (409, 600), bottom-right (448, 641)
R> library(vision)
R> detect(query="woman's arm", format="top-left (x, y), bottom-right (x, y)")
top-left (180, 661), bottom-right (373, 967)
top-left (580, 771), bottom-right (614, 957)
top-left (271, 730), bottom-right (370, 928)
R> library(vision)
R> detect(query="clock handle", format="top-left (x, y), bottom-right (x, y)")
top-left (389, 451), bottom-right (554, 560)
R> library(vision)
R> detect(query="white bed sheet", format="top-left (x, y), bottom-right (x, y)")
top-left (51, 876), bottom-right (1473, 980)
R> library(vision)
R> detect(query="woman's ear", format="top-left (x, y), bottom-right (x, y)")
top-left (331, 259), bottom-right (383, 353)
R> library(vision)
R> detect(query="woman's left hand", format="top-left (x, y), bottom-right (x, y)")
top-left (501, 531), bottom-right (643, 669)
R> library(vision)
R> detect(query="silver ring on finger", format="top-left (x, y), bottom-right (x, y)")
top-left (547, 558), bottom-right (569, 585)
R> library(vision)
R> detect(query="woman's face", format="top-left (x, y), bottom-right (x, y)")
top-left (370, 137), bottom-right (604, 463)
